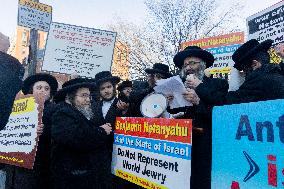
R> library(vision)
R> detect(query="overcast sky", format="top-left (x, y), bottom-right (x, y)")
top-left (0, 0), bottom-right (281, 38)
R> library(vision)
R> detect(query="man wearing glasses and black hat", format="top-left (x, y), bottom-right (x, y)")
top-left (50, 78), bottom-right (112, 189)
top-left (172, 46), bottom-right (228, 189)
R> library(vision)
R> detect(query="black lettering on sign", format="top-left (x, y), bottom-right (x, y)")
top-left (248, 4), bottom-right (284, 34)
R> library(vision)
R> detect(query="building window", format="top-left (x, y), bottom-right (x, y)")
top-left (22, 30), bottom-right (28, 46)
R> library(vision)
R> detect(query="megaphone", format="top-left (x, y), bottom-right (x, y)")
top-left (140, 93), bottom-right (168, 118)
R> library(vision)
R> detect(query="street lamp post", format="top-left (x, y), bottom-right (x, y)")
top-left (27, 0), bottom-right (39, 76)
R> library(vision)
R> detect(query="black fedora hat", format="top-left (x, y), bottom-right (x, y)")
top-left (0, 52), bottom-right (24, 130)
top-left (95, 71), bottom-right (120, 86)
top-left (54, 78), bottom-right (96, 103)
top-left (117, 80), bottom-right (132, 91)
top-left (22, 73), bottom-right (58, 95)
top-left (145, 63), bottom-right (173, 78)
top-left (173, 46), bottom-right (214, 69)
top-left (232, 39), bottom-right (273, 71)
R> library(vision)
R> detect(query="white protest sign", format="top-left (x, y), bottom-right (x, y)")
top-left (0, 96), bottom-right (42, 169)
top-left (42, 22), bottom-right (117, 78)
top-left (18, 0), bottom-right (52, 32)
top-left (247, 0), bottom-right (284, 45)
top-left (112, 117), bottom-right (192, 189)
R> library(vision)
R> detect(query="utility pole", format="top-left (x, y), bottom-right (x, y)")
top-left (27, 0), bottom-right (39, 76)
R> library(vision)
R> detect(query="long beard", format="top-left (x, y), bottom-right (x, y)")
top-left (76, 106), bottom-right (94, 120)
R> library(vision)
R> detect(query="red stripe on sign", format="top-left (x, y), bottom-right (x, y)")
top-left (115, 117), bottom-right (192, 144)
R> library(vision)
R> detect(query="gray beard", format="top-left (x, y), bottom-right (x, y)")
top-left (76, 106), bottom-right (94, 120)
top-left (194, 70), bottom-right (205, 80)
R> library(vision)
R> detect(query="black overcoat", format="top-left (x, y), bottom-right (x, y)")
top-left (50, 102), bottom-right (111, 189)
top-left (169, 77), bottom-right (229, 189)
top-left (197, 64), bottom-right (284, 105)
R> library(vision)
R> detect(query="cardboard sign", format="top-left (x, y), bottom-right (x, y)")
top-left (112, 117), bottom-right (192, 189)
top-left (18, 0), bottom-right (52, 32)
top-left (212, 99), bottom-right (284, 188)
top-left (181, 32), bottom-right (245, 91)
top-left (0, 96), bottom-right (43, 169)
top-left (247, 0), bottom-right (284, 46)
top-left (42, 22), bottom-right (117, 78)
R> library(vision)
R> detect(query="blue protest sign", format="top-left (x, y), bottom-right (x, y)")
top-left (212, 99), bottom-right (284, 188)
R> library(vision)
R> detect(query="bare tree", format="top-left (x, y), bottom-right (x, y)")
top-left (109, 18), bottom-right (166, 79)
top-left (110, 0), bottom-right (244, 80)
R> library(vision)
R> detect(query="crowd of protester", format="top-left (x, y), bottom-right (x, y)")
top-left (0, 39), bottom-right (283, 189)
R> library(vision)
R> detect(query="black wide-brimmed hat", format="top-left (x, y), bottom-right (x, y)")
top-left (145, 63), bottom-right (173, 78)
top-left (173, 46), bottom-right (214, 69)
top-left (54, 78), bottom-right (96, 103)
top-left (117, 80), bottom-right (133, 91)
top-left (95, 71), bottom-right (120, 86)
top-left (232, 39), bottom-right (273, 71)
top-left (0, 52), bottom-right (25, 130)
top-left (22, 73), bottom-right (58, 95)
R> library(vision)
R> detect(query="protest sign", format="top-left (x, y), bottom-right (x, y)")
top-left (112, 117), bottom-right (192, 189)
top-left (0, 95), bottom-right (43, 169)
top-left (247, 0), bottom-right (284, 64)
top-left (247, 0), bottom-right (284, 45)
top-left (181, 32), bottom-right (245, 91)
top-left (212, 99), bottom-right (284, 188)
top-left (42, 22), bottom-right (117, 78)
top-left (18, 0), bottom-right (52, 32)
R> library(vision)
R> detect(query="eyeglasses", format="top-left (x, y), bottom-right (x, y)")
top-left (75, 94), bottom-right (92, 100)
top-left (184, 61), bottom-right (202, 67)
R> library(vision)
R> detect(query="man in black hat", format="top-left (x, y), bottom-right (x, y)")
top-left (194, 39), bottom-right (284, 105)
top-left (51, 78), bottom-right (112, 189)
top-left (145, 63), bottom-right (173, 82)
top-left (129, 63), bottom-right (173, 117)
top-left (91, 71), bottom-right (129, 131)
top-left (5, 73), bottom-right (59, 189)
top-left (172, 46), bottom-right (228, 189)
top-left (90, 71), bottom-right (133, 188)
top-left (117, 80), bottom-right (133, 103)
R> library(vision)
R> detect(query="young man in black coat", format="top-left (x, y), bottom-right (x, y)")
top-left (91, 71), bottom-right (132, 189)
top-left (91, 71), bottom-right (129, 136)
top-left (171, 46), bottom-right (229, 189)
top-left (50, 78), bottom-right (112, 189)
top-left (192, 39), bottom-right (284, 105)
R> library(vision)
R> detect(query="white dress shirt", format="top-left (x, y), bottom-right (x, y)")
top-left (102, 99), bottom-right (115, 118)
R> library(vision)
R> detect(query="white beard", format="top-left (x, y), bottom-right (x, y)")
top-left (77, 106), bottom-right (94, 120)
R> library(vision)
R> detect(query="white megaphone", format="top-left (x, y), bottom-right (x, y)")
top-left (140, 93), bottom-right (168, 118)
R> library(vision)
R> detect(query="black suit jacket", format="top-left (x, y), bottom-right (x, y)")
top-left (91, 98), bottom-right (124, 153)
